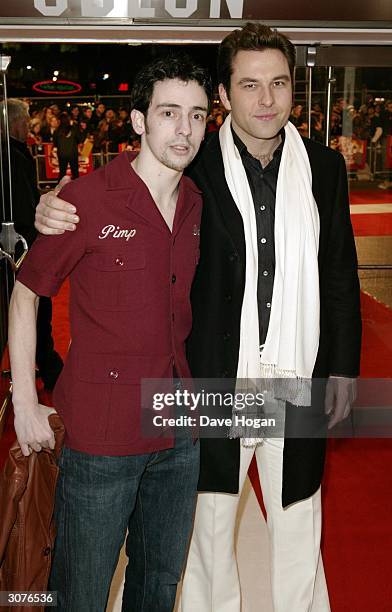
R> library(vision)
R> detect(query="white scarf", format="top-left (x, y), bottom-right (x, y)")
top-left (219, 115), bottom-right (320, 440)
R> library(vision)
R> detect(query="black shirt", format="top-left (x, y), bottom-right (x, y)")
top-left (232, 128), bottom-right (284, 346)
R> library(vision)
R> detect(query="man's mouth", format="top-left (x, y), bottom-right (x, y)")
top-left (170, 144), bottom-right (191, 154)
top-left (254, 114), bottom-right (277, 121)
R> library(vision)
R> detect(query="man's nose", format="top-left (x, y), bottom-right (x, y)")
top-left (177, 115), bottom-right (192, 136)
top-left (257, 86), bottom-right (274, 107)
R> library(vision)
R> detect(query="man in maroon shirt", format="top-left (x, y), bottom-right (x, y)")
top-left (8, 55), bottom-right (211, 611)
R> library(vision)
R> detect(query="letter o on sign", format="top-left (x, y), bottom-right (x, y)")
top-left (34, 0), bottom-right (68, 17)
top-left (165, 0), bottom-right (198, 18)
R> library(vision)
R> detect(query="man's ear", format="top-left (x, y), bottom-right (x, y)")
top-left (218, 84), bottom-right (232, 112)
top-left (131, 109), bottom-right (145, 136)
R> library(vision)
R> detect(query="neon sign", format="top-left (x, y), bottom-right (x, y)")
top-left (32, 80), bottom-right (82, 94)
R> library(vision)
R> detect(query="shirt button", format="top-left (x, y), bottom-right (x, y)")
top-left (266, 302), bottom-right (271, 308)
top-left (261, 238), bottom-right (267, 244)
top-left (260, 205), bottom-right (266, 211)
top-left (263, 270), bottom-right (268, 276)
top-left (172, 274), bottom-right (176, 283)
top-left (109, 369), bottom-right (119, 379)
top-left (115, 257), bottom-right (124, 266)
top-left (43, 547), bottom-right (51, 556)
top-left (223, 332), bottom-right (231, 340)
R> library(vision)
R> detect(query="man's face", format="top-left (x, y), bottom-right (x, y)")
top-left (219, 49), bottom-right (292, 146)
top-left (97, 103), bottom-right (105, 114)
top-left (105, 109), bottom-right (115, 121)
top-left (132, 78), bottom-right (208, 173)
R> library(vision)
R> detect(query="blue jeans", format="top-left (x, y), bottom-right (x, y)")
top-left (49, 436), bottom-right (199, 611)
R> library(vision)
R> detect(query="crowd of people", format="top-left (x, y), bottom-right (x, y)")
top-left (26, 101), bottom-right (141, 157)
top-left (290, 96), bottom-right (392, 144)
top-left (290, 97), bottom-right (392, 186)
top-left (21, 94), bottom-right (392, 185)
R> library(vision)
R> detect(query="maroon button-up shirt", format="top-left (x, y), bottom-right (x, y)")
top-left (18, 151), bottom-right (202, 455)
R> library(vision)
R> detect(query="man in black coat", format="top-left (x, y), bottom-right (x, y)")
top-left (181, 24), bottom-right (360, 612)
top-left (33, 24), bottom-right (361, 612)
top-left (0, 99), bottom-right (63, 390)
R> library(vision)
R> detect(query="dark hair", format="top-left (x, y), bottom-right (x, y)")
top-left (58, 111), bottom-right (71, 135)
top-left (218, 22), bottom-right (296, 95)
top-left (131, 53), bottom-right (212, 116)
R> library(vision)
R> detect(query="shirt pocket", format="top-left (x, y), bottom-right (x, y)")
top-left (86, 249), bottom-right (146, 311)
top-left (74, 353), bottom-right (151, 444)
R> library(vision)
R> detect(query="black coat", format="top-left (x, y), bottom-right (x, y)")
top-left (187, 132), bottom-right (362, 507)
top-left (2, 138), bottom-right (39, 248)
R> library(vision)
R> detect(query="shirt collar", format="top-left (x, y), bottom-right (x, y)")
top-left (105, 150), bottom-right (201, 195)
top-left (231, 125), bottom-right (285, 163)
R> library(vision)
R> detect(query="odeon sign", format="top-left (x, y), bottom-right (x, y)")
top-left (32, 0), bottom-right (244, 19)
top-left (1, 0), bottom-right (390, 21)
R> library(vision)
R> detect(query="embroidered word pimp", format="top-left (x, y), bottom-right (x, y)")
top-left (98, 225), bottom-right (137, 241)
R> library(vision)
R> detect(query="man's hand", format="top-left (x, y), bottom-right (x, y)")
top-left (325, 376), bottom-right (357, 429)
top-left (14, 404), bottom-right (57, 456)
top-left (35, 176), bottom-right (79, 235)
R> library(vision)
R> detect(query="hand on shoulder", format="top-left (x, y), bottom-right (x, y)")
top-left (35, 176), bottom-right (80, 235)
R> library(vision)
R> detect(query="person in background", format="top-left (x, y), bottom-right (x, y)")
top-left (0, 99), bottom-right (63, 390)
top-left (91, 101), bottom-right (106, 129)
top-left (378, 100), bottom-right (392, 189)
top-left (69, 104), bottom-right (80, 125)
top-left (53, 112), bottom-right (84, 180)
top-left (79, 106), bottom-right (94, 138)
top-left (118, 107), bottom-right (130, 124)
top-left (290, 102), bottom-right (304, 127)
top-left (40, 115), bottom-right (60, 143)
top-left (27, 117), bottom-right (43, 154)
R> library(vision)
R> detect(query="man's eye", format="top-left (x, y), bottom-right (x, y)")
top-left (273, 81), bottom-right (285, 87)
top-left (193, 114), bottom-right (205, 121)
top-left (164, 111), bottom-right (174, 117)
top-left (244, 83), bottom-right (256, 89)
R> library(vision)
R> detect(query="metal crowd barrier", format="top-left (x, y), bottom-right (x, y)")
top-left (33, 150), bottom-right (115, 189)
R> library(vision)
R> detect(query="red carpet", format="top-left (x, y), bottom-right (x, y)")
top-left (349, 189), bottom-right (392, 204)
top-left (1, 273), bottom-right (392, 610)
top-left (351, 212), bottom-right (392, 237)
top-left (349, 187), bottom-right (392, 236)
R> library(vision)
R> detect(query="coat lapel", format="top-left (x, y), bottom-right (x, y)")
top-left (196, 135), bottom-right (246, 263)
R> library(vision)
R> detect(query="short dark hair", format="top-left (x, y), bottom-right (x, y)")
top-left (218, 22), bottom-right (296, 96)
top-left (131, 53), bottom-right (212, 116)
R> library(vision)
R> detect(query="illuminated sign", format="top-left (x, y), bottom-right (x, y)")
top-left (32, 79), bottom-right (82, 94)
top-left (0, 0), bottom-right (391, 21)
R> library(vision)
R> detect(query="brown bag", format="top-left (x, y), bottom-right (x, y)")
top-left (0, 413), bottom-right (64, 612)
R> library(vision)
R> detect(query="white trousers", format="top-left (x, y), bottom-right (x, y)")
top-left (180, 439), bottom-right (331, 612)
